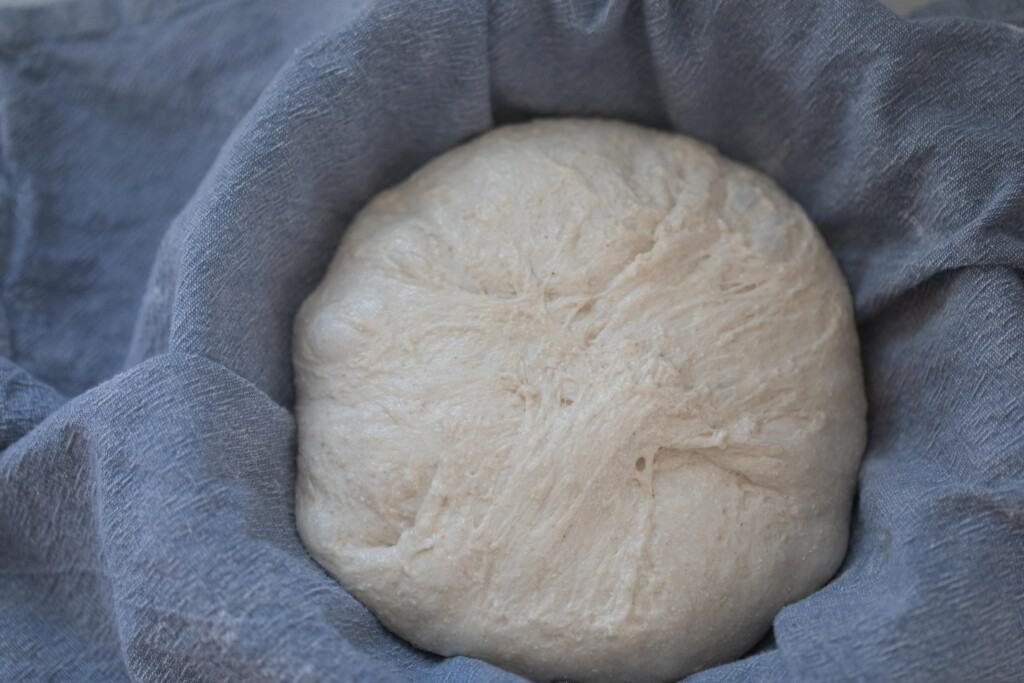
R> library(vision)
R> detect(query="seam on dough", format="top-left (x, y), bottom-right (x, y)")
top-left (653, 446), bottom-right (780, 494)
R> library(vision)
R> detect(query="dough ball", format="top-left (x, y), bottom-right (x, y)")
top-left (293, 119), bottom-right (866, 682)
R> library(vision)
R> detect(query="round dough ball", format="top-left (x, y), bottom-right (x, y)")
top-left (293, 119), bottom-right (866, 682)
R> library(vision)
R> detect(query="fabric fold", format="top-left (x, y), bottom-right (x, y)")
top-left (1, 0), bottom-right (1021, 680)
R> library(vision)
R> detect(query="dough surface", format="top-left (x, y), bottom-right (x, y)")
top-left (293, 119), bottom-right (866, 682)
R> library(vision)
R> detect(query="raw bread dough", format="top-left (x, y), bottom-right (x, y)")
top-left (293, 119), bottom-right (866, 682)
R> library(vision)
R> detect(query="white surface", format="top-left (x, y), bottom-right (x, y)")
top-left (294, 119), bottom-right (867, 682)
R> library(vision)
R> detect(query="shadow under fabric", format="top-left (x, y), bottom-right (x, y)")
top-left (0, 0), bottom-right (1022, 681)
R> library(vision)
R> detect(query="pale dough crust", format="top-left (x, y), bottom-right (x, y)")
top-left (293, 119), bottom-right (866, 682)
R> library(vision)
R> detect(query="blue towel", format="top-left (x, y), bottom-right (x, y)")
top-left (1, 1), bottom-right (1022, 680)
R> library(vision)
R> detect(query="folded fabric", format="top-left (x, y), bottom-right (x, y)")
top-left (1, 0), bottom-right (1022, 680)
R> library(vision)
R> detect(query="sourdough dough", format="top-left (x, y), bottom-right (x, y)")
top-left (293, 119), bottom-right (866, 682)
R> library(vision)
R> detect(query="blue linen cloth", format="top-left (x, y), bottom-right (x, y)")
top-left (1, 1), bottom-right (1022, 680)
